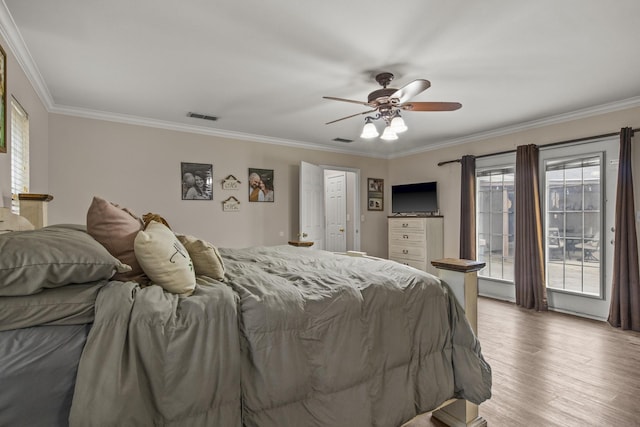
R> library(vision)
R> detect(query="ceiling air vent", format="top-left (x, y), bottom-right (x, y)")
top-left (187, 112), bottom-right (218, 121)
top-left (332, 137), bottom-right (353, 143)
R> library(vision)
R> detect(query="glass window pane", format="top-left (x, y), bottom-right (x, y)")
top-left (478, 190), bottom-right (490, 213)
top-left (490, 189), bottom-right (502, 212)
top-left (584, 183), bottom-right (600, 211)
top-left (584, 212), bottom-right (599, 237)
top-left (583, 265), bottom-right (600, 295)
top-left (548, 212), bottom-right (565, 233)
top-left (566, 184), bottom-right (583, 211)
top-left (479, 212), bottom-right (491, 234)
top-left (548, 187), bottom-right (563, 212)
top-left (547, 262), bottom-right (565, 288)
top-left (503, 255), bottom-right (514, 281)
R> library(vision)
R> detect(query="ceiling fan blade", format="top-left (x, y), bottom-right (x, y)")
top-left (390, 79), bottom-right (431, 104)
top-left (401, 101), bottom-right (462, 111)
top-left (323, 96), bottom-right (370, 106)
top-left (325, 109), bottom-right (378, 125)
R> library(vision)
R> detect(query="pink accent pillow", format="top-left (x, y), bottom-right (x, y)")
top-left (86, 196), bottom-right (146, 283)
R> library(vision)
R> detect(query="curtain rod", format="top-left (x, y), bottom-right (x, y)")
top-left (437, 127), bottom-right (639, 166)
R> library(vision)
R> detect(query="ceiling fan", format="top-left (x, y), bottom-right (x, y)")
top-left (323, 72), bottom-right (461, 141)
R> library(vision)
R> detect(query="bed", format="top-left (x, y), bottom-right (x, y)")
top-left (0, 200), bottom-right (491, 427)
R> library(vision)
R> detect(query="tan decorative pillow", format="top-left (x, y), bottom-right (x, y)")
top-left (86, 196), bottom-right (146, 283)
top-left (134, 221), bottom-right (196, 296)
top-left (177, 234), bottom-right (226, 280)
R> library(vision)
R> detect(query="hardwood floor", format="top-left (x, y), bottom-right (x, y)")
top-left (413, 296), bottom-right (640, 426)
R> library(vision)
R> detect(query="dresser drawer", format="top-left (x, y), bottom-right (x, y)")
top-left (389, 257), bottom-right (427, 271)
top-left (389, 245), bottom-right (426, 261)
top-left (389, 218), bottom-right (425, 232)
top-left (390, 231), bottom-right (426, 246)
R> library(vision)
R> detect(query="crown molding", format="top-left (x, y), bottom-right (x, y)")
top-left (388, 96), bottom-right (640, 159)
top-left (44, 95), bottom-right (640, 161)
top-left (49, 103), bottom-right (389, 159)
top-left (0, 1), bottom-right (54, 109)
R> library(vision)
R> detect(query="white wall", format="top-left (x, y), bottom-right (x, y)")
top-left (47, 114), bottom-right (391, 256)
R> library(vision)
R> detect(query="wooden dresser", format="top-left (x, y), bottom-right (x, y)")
top-left (388, 216), bottom-right (443, 276)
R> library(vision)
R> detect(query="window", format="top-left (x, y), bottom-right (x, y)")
top-left (10, 98), bottom-right (29, 213)
top-left (544, 155), bottom-right (602, 297)
top-left (477, 167), bottom-right (515, 281)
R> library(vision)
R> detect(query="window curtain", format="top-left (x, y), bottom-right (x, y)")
top-left (514, 144), bottom-right (548, 311)
top-left (460, 155), bottom-right (476, 259)
top-left (608, 127), bottom-right (640, 331)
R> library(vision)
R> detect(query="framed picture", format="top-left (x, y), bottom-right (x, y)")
top-left (181, 162), bottom-right (213, 200)
top-left (367, 178), bottom-right (384, 211)
top-left (0, 43), bottom-right (6, 153)
top-left (248, 168), bottom-right (274, 202)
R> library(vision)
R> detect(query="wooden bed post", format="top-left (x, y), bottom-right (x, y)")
top-left (430, 258), bottom-right (487, 427)
top-left (18, 194), bottom-right (54, 229)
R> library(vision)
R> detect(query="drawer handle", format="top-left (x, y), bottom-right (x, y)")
top-left (402, 249), bottom-right (409, 254)
top-left (402, 223), bottom-right (409, 228)
top-left (403, 234), bottom-right (409, 239)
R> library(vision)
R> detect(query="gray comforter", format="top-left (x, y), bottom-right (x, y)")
top-left (69, 277), bottom-right (242, 427)
top-left (70, 246), bottom-right (491, 427)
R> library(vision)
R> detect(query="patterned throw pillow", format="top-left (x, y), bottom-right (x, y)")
top-left (134, 221), bottom-right (196, 296)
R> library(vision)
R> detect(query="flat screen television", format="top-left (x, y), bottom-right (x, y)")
top-left (391, 181), bottom-right (438, 215)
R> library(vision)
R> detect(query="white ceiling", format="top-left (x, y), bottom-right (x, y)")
top-left (2, 0), bottom-right (640, 158)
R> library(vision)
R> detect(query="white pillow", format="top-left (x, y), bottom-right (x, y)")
top-left (176, 234), bottom-right (225, 280)
top-left (134, 221), bottom-right (196, 296)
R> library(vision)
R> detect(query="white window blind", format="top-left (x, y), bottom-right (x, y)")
top-left (10, 98), bottom-right (29, 214)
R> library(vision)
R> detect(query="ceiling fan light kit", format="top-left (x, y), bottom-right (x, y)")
top-left (360, 117), bottom-right (379, 138)
top-left (380, 126), bottom-right (399, 141)
top-left (324, 72), bottom-right (461, 142)
top-left (390, 111), bottom-right (408, 133)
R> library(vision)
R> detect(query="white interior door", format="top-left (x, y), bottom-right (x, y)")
top-left (299, 161), bottom-right (324, 249)
top-left (325, 171), bottom-right (347, 252)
